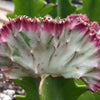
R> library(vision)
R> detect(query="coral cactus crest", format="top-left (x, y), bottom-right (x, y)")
top-left (0, 14), bottom-right (100, 92)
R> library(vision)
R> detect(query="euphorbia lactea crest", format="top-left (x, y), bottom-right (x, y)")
top-left (0, 14), bottom-right (100, 92)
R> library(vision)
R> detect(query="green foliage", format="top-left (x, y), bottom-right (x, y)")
top-left (78, 91), bottom-right (95, 100)
top-left (94, 91), bottom-right (100, 100)
top-left (48, 0), bottom-right (57, 18)
top-left (13, 77), bottom-right (87, 100)
top-left (13, 77), bottom-right (41, 100)
top-left (8, 0), bottom-right (54, 18)
top-left (49, 0), bottom-right (56, 3)
top-left (41, 76), bottom-right (87, 100)
top-left (8, 0), bottom-right (76, 19)
top-left (78, 0), bottom-right (100, 22)
top-left (57, 0), bottom-right (76, 18)
top-left (39, 3), bottom-right (54, 17)
top-left (13, 77), bottom-right (100, 100)
top-left (78, 90), bottom-right (100, 100)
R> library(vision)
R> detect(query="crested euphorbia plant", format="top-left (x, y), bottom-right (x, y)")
top-left (0, 14), bottom-right (100, 100)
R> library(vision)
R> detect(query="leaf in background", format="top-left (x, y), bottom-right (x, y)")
top-left (78, 0), bottom-right (100, 22)
top-left (39, 3), bottom-right (54, 17)
top-left (49, 0), bottom-right (56, 3)
top-left (57, 0), bottom-right (76, 18)
top-left (49, 5), bottom-right (57, 18)
top-left (77, 90), bottom-right (100, 100)
top-left (13, 77), bottom-right (41, 100)
top-left (75, 79), bottom-right (86, 86)
top-left (77, 91), bottom-right (95, 100)
top-left (93, 91), bottom-right (100, 100)
top-left (48, 0), bottom-right (57, 18)
top-left (13, 0), bottom-right (38, 17)
top-left (8, 0), bottom-right (56, 18)
top-left (32, 0), bottom-right (45, 17)
top-left (41, 76), bottom-right (87, 100)
top-left (8, 0), bottom-right (44, 18)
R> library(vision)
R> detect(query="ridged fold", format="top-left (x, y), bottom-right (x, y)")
top-left (0, 14), bottom-right (100, 92)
